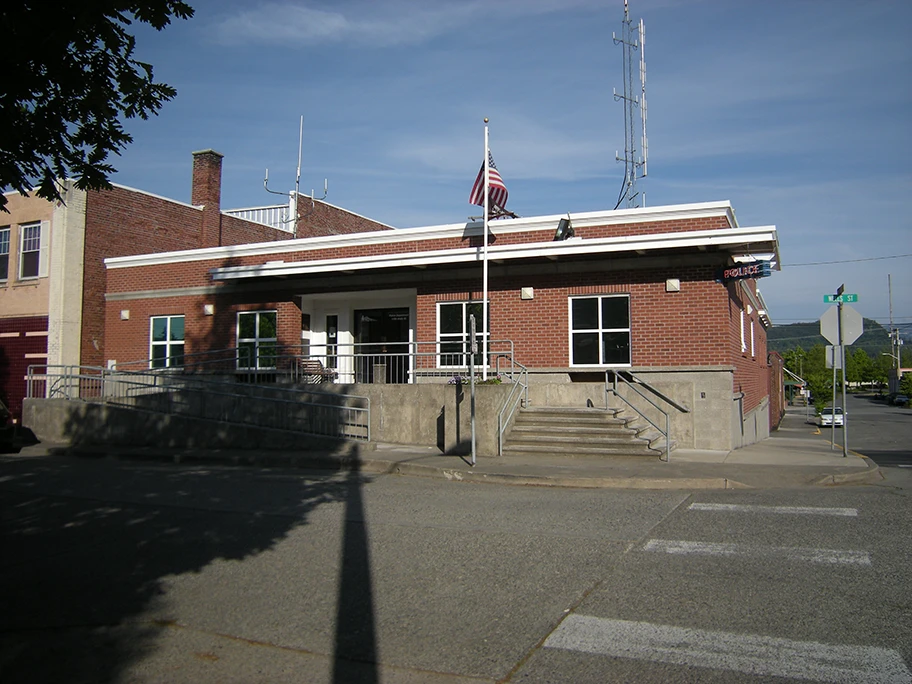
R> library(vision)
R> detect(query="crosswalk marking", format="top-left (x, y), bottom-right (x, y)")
top-left (544, 614), bottom-right (912, 684)
top-left (688, 502), bottom-right (858, 517)
top-left (644, 539), bottom-right (871, 566)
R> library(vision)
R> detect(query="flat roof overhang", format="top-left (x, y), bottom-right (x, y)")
top-left (209, 225), bottom-right (780, 282)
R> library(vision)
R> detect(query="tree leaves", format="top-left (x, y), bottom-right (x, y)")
top-left (0, 1), bottom-right (194, 210)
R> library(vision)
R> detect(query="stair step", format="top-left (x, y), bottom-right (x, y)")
top-left (502, 443), bottom-right (660, 457)
top-left (504, 405), bottom-right (666, 459)
top-left (510, 425), bottom-right (638, 440)
top-left (508, 433), bottom-right (646, 446)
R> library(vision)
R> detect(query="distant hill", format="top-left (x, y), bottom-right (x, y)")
top-left (767, 318), bottom-right (892, 356)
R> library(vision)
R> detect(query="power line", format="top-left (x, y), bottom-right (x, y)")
top-left (785, 253), bottom-right (912, 267)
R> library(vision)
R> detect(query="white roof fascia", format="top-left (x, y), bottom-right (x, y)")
top-left (105, 201), bottom-right (736, 270)
top-left (210, 225), bottom-right (777, 281)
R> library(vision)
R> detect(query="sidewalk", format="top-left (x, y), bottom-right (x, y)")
top-left (9, 407), bottom-right (881, 489)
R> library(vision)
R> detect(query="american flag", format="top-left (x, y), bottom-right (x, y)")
top-left (469, 152), bottom-right (508, 211)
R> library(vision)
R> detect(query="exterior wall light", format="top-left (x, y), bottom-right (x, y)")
top-left (554, 217), bottom-right (574, 241)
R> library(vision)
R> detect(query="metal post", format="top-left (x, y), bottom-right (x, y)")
top-left (838, 299), bottom-right (849, 458)
top-left (469, 314), bottom-right (477, 466)
top-left (830, 345), bottom-right (837, 450)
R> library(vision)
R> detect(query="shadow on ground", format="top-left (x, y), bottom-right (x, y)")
top-left (0, 449), bottom-right (379, 683)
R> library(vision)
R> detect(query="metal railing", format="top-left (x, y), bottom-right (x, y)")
top-left (605, 370), bottom-right (690, 462)
top-left (199, 340), bottom-right (522, 385)
top-left (26, 365), bottom-right (370, 442)
top-left (496, 356), bottom-right (529, 456)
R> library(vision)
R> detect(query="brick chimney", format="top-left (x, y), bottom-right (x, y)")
top-left (191, 149), bottom-right (223, 248)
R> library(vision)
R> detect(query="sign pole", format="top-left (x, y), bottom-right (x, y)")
top-left (831, 344), bottom-right (837, 450)
top-left (838, 297), bottom-right (849, 458)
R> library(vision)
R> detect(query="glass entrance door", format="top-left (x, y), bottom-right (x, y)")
top-left (354, 308), bottom-right (409, 383)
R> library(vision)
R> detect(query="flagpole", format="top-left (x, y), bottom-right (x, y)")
top-left (482, 119), bottom-right (489, 381)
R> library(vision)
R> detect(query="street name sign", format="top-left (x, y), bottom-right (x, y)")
top-left (823, 294), bottom-right (858, 303)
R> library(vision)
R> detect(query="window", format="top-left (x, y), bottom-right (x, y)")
top-left (0, 227), bottom-right (9, 281)
top-left (19, 222), bottom-right (44, 279)
top-left (238, 311), bottom-right (277, 369)
top-left (150, 315), bottom-right (185, 368)
top-left (569, 295), bottom-right (631, 366)
top-left (326, 314), bottom-right (338, 369)
top-left (740, 309), bottom-right (747, 353)
top-left (750, 320), bottom-right (755, 357)
top-left (437, 301), bottom-right (488, 367)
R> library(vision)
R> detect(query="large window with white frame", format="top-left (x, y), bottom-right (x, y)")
top-left (0, 227), bottom-right (9, 281)
top-left (237, 310), bottom-right (277, 369)
top-left (437, 301), bottom-right (488, 367)
top-left (19, 222), bottom-right (43, 279)
top-left (569, 295), bottom-right (631, 366)
top-left (150, 315), bottom-right (185, 368)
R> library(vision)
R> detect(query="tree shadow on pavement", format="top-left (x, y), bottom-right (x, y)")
top-left (0, 449), bottom-right (379, 683)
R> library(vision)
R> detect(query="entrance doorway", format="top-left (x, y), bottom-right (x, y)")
top-left (354, 308), bottom-right (409, 383)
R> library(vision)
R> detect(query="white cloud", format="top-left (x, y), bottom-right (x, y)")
top-left (210, 0), bottom-right (610, 48)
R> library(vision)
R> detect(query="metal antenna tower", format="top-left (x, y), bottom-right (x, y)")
top-left (263, 116), bottom-right (327, 238)
top-left (613, 0), bottom-right (648, 209)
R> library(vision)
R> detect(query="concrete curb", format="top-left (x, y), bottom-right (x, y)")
top-left (812, 456), bottom-right (883, 486)
top-left (49, 446), bottom-right (756, 490)
top-left (10, 443), bottom-right (880, 491)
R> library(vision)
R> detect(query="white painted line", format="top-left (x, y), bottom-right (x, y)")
top-left (644, 539), bottom-right (871, 566)
top-left (688, 502), bottom-right (858, 517)
top-left (544, 615), bottom-right (912, 684)
top-left (898, 465), bottom-right (912, 469)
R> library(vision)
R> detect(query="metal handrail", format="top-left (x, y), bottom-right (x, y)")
top-left (605, 370), bottom-right (690, 462)
top-left (26, 364), bottom-right (370, 442)
top-left (497, 355), bottom-right (529, 457)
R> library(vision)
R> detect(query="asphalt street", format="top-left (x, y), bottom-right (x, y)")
top-left (833, 394), bottom-right (912, 468)
top-left (1, 454), bottom-right (910, 683)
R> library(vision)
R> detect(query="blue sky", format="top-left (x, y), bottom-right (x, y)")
top-left (114, 0), bottom-right (912, 331)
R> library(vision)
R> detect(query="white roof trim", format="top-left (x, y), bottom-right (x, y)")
top-left (210, 225), bottom-right (778, 281)
top-left (105, 201), bottom-right (736, 270)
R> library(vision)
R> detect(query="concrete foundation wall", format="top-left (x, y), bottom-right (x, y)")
top-left (526, 368), bottom-right (738, 452)
top-left (23, 370), bottom-right (765, 455)
top-left (23, 382), bottom-right (513, 457)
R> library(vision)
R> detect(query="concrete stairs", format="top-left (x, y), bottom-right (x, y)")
top-left (503, 406), bottom-right (665, 459)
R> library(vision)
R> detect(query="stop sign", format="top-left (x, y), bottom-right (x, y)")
top-left (820, 304), bottom-right (863, 345)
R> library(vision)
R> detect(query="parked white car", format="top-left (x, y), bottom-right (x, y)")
top-left (819, 407), bottom-right (845, 427)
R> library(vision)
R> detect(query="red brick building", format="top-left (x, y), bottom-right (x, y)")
top-left (0, 150), bottom-right (391, 422)
top-left (100, 200), bottom-right (781, 451)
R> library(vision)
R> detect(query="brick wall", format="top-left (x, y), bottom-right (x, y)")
top-left (103, 215), bottom-right (735, 297)
top-left (82, 187), bottom-right (208, 369)
top-left (416, 266), bottom-right (733, 368)
top-left (296, 199), bottom-right (393, 236)
top-left (82, 186), bottom-right (299, 369)
top-left (768, 351), bottom-right (785, 429)
top-left (726, 280), bottom-right (769, 414)
top-left (105, 294), bottom-right (305, 366)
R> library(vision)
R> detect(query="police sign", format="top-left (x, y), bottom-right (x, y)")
top-left (718, 261), bottom-right (772, 283)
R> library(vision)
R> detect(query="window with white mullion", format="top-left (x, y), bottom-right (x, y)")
top-left (437, 301), bottom-right (488, 368)
top-left (150, 315), bottom-right (185, 368)
top-left (569, 295), bottom-right (631, 366)
top-left (237, 310), bottom-right (278, 369)
top-left (0, 227), bottom-right (9, 281)
top-left (19, 223), bottom-right (42, 279)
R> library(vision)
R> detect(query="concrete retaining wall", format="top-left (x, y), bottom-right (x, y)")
top-left (23, 369), bottom-right (765, 455)
top-left (23, 381), bottom-right (514, 457)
